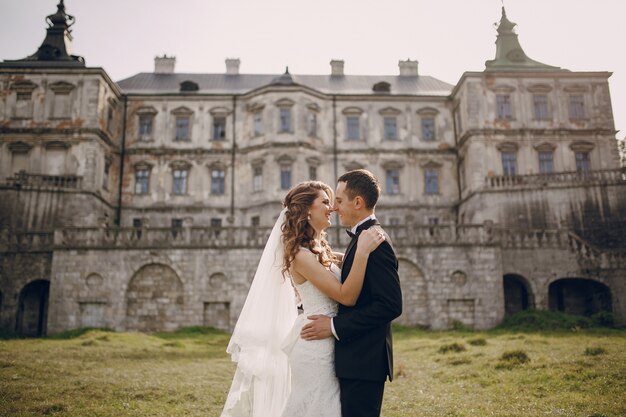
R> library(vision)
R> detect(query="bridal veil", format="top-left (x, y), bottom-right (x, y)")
top-left (221, 208), bottom-right (298, 417)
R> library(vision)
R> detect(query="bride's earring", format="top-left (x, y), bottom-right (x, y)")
top-left (307, 213), bottom-right (312, 221)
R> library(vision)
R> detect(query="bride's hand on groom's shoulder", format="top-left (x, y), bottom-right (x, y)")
top-left (356, 228), bottom-right (385, 254)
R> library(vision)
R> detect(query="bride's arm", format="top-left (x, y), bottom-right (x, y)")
top-left (292, 229), bottom-right (384, 306)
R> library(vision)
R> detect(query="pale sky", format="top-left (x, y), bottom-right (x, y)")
top-left (1, 0), bottom-right (624, 137)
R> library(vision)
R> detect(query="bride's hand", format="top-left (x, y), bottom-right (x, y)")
top-left (356, 227), bottom-right (385, 254)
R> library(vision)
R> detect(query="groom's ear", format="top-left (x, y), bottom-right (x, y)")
top-left (353, 195), bottom-right (365, 209)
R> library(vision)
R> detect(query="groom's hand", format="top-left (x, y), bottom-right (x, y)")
top-left (301, 315), bottom-right (332, 340)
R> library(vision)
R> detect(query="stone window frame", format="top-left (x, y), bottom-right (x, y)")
top-left (135, 106), bottom-right (157, 141)
top-left (344, 160), bottom-right (365, 172)
top-left (379, 107), bottom-right (402, 141)
top-left (496, 142), bottom-right (519, 176)
top-left (570, 141), bottom-right (594, 174)
top-left (343, 107), bottom-right (364, 141)
top-left (133, 161), bottom-right (153, 195)
top-left (8, 141), bottom-right (34, 154)
top-left (306, 157), bottom-right (321, 181)
top-left (306, 103), bottom-right (320, 138)
top-left (534, 142), bottom-right (556, 175)
top-left (417, 107), bottom-right (439, 142)
top-left (276, 154), bottom-right (295, 190)
top-left (208, 161), bottom-right (227, 195)
top-left (381, 160), bottom-right (404, 195)
top-left (49, 81), bottom-right (76, 120)
top-left (102, 155), bottom-right (112, 190)
top-left (421, 160), bottom-right (442, 195)
top-left (170, 160), bottom-right (192, 195)
top-left (247, 103), bottom-right (265, 137)
top-left (10, 80), bottom-right (37, 119)
top-left (251, 159), bottom-right (264, 193)
top-left (209, 107), bottom-right (231, 141)
top-left (275, 98), bottom-right (295, 134)
top-left (490, 85), bottom-right (516, 121)
top-left (171, 106), bottom-right (194, 142)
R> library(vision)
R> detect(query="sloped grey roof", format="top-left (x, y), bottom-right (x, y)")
top-left (116, 73), bottom-right (454, 96)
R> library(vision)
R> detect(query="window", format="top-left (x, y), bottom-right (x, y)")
top-left (212, 116), bottom-right (226, 140)
top-left (173, 169), bottom-right (188, 194)
top-left (496, 94), bottom-right (512, 119)
top-left (421, 117), bottom-right (436, 141)
top-left (501, 152), bottom-right (517, 176)
top-left (280, 165), bottom-right (292, 190)
top-left (171, 218), bottom-right (183, 238)
top-left (308, 112), bottom-right (317, 137)
top-left (424, 169), bottom-right (439, 194)
top-left (389, 217), bottom-right (401, 226)
top-left (569, 95), bottom-right (585, 120)
top-left (211, 169), bottom-right (225, 195)
top-left (251, 216), bottom-right (260, 227)
top-left (427, 217), bottom-right (439, 225)
top-left (135, 169), bottom-right (150, 194)
top-left (107, 107), bottom-right (114, 132)
top-left (16, 92), bottom-right (31, 101)
top-left (253, 111), bottom-right (263, 136)
top-left (347, 116), bottom-right (360, 140)
top-left (132, 218), bottom-right (143, 238)
top-left (575, 152), bottom-right (591, 174)
top-left (279, 108), bottom-right (291, 132)
top-left (533, 94), bottom-right (549, 121)
top-left (538, 151), bottom-right (554, 174)
top-left (14, 91), bottom-right (33, 118)
top-left (309, 165), bottom-right (317, 181)
top-left (211, 218), bottom-right (222, 228)
top-left (102, 160), bottom-right (110, 190)
top-left (383, 117), bottom-right (397, 140)
top-left (138, 115), bottom-right (153, 139)
top-left (175, 116), bottom-right (190, 141)
top-left (386, 169), bottom-right (400, 194)
top-left (253, 166), bottom-right (263, 192)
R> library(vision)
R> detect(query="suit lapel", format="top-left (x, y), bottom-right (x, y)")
top-left (341, 219), bottom-right (380, 282)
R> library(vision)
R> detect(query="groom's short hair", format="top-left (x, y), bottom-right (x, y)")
top-left (338, 169), bottom-right (380, 209)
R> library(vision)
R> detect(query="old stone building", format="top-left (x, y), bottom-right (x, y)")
top-left (1, 2), bottom-right (624, 336)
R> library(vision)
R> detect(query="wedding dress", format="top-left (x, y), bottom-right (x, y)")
top-left (280, 250), bottom-right (342, 417)
top-left (221, 211), bottom-right (341, 417)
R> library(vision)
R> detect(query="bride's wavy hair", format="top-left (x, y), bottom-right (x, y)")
top-left (281, 181), bottom-right (337, 278)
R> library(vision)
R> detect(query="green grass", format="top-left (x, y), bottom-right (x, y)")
top-left (0, 326), bottom-right (625, 417)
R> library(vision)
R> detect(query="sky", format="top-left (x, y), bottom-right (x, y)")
top-left (0, 0), bottom-right (624, 137)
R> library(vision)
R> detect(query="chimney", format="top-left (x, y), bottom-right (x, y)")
top-left (225, 58), bottom-right (240, 75)
top-left (154, 55), bottom-right (176, 74)
top-left (398, 59), bottom-right (418, 76)
top-left (330, 59), bottom-right (344, 76)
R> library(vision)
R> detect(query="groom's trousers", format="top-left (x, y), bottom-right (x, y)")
top-left (339, 378), bottom-right (385, 417)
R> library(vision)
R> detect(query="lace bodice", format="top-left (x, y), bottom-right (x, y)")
top-left (294, 261), bottom-right (341, 317)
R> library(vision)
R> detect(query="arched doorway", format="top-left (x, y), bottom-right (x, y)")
top-left (548, 278), bottom-right (612, 316)
top-left (126, 264), bottom-right (184, 332)
top-left (396, 259), bottom-right (429, 327)
top-left (16, 280), bottom-right (50, 337)
top-left (503, 274), bottom-right (534, 316)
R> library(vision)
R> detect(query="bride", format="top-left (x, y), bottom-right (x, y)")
top-left (221, 181), bottom-right (384, 417)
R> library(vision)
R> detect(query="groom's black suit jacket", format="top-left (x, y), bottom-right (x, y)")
top-left (333, 219), bottom-right (403, 382)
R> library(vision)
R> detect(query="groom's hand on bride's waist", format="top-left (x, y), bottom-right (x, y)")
top-left (301, 315), bottom-right (332, 341)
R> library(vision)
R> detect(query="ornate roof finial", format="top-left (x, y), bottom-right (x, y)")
top-left (1, 0), bottom-right (84, 67)
top-left (271, 66), bottom-right (295, 85)
top-left (485, 5), bottom-right (561, 72)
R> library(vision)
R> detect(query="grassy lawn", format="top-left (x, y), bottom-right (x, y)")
top-left (0, 325), bottom-right (624, 417)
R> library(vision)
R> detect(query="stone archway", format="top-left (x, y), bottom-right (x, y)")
top-left (548, 278), bottom-right (612, 316)
top-left (126, 264), bottom-right (184, 332)
top-left (503, 274), bottom-right (534, 316)
top-left (16, 280), bottom-right (49, 337)
top-left (396, 259), bottom-right (429, 327)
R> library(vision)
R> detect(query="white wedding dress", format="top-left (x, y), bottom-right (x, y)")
top-left (280, 253), bottom-right (342, 417)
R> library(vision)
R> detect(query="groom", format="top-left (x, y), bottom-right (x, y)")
top-left (301, 169), bottom-right (403, 417)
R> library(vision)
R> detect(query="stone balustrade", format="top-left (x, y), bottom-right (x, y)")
top-left (0, 230), bottom-right (54, 252)
top-left (2, 223), bottom-right (623, 270)
top-left (5, 171), bottom-right (83, 190)
top-left (486, 168), bottom-right (626, 189)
